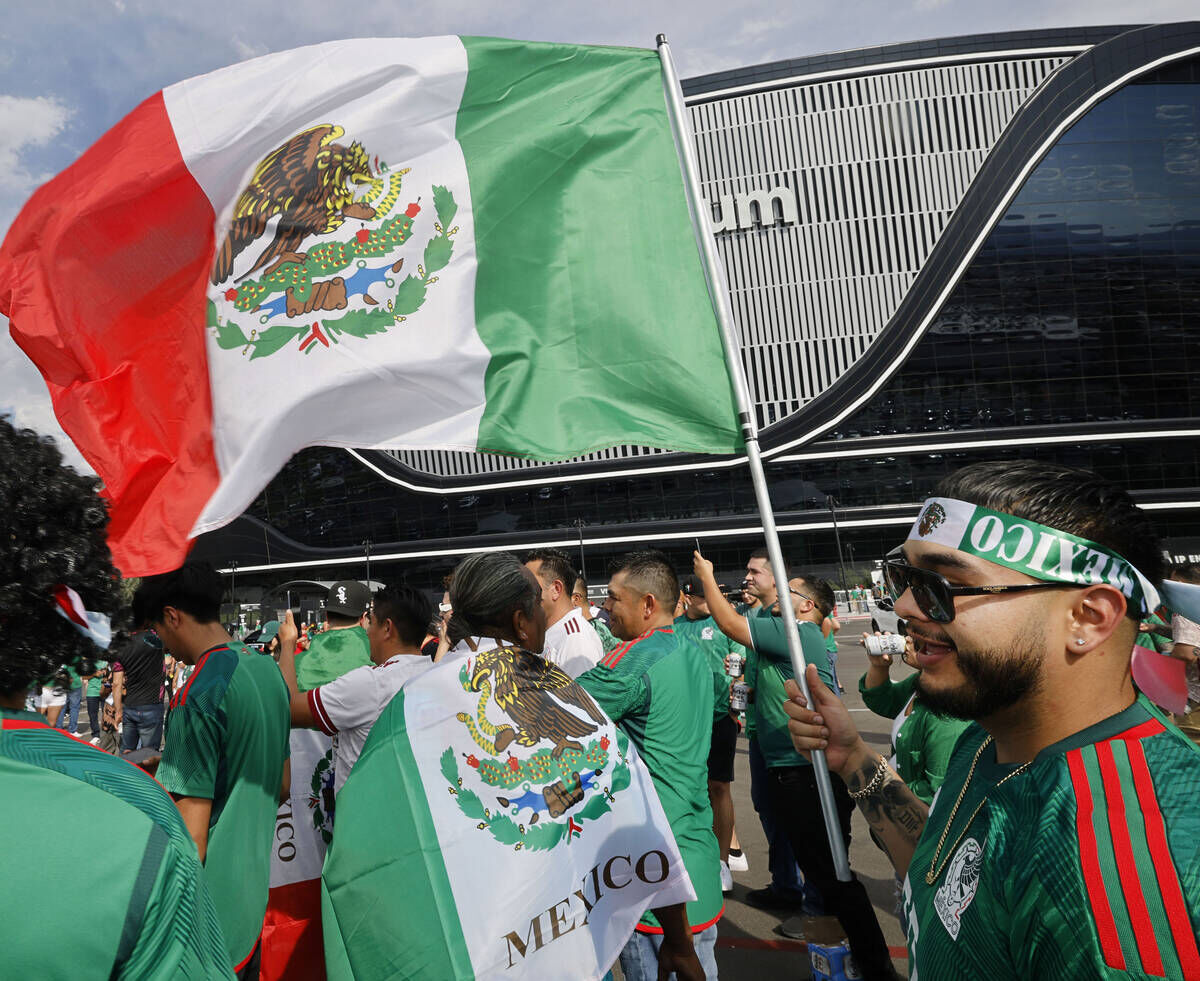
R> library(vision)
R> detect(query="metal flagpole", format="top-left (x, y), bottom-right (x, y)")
top-left (656, 34), bottom-right (852, 881)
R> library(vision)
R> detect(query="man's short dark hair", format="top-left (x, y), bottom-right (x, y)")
top-left (132, 562), bottom-right (224, 626)
top-left (372, 584), bottom-right (432, 647)
top-left (0, 420), bottom-right (121, 696)
top-left (795, 574), bottom-right (835, 618)
top-left (748, 545), bottom-right (789, 574)
top-left (523, 548), bottom-right (578, 594)
top-left (613, 550), bottom-right (678, 609)
top-left (936, 461), bottom-right (1163, 620)
top-left (324, 611), bottom-right (360, 628)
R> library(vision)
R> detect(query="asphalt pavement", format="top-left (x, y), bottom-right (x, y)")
top-left (710, 618), bottom-right (915, 981)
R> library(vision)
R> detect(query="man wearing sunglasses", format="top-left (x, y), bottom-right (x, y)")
top-left (783, 461), bottom-right (1200, 980)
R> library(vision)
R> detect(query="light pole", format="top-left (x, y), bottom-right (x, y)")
top-left (575, 519), bottom-right (587, 584)
top-left (364, 539), bottom-right (372, 588)
top-left (827, 496), bottom-right (849, 592)
top-left (229, 560), bottom-right (238, 633)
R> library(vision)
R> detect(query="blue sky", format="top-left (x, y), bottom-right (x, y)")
top-left (1, 0), bottom-right (1196, 472)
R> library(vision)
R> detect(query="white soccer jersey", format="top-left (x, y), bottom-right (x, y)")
top-left (307, 654), bottom-right (434, 794)
top-left (543, 607), bottom-right (603, 678)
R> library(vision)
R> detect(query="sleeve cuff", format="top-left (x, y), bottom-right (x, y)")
top-left (307, 688), bottom-right (337, 735)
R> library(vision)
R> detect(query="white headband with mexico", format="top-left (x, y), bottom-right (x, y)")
top-left (907, 497), bottom-right (1200, 623)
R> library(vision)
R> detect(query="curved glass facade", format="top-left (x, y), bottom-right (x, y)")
top-left (847, 74), bottom-right (1200, 439)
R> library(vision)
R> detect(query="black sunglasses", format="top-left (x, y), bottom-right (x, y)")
top-left (882, 552), bottom-right (1069, 623)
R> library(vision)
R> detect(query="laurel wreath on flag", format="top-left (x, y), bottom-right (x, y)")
top-left (440, 733), bottom-right (633, 852)
top-left (207, 178), bottom-right (458, 361)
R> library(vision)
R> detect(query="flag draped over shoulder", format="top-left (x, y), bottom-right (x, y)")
top-left (261, 729), bottom-right (335, 981)
top-left (321, 647), bottom-right (694, 980)
top-left (0, 36), bottom-right (742, 575)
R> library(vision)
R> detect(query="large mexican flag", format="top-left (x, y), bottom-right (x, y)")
top-left (0, 36), bottom-right (742, 575)
top-left (322, 648), bottom-right (694, 979)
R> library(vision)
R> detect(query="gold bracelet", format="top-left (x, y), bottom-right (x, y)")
top-left (846, 754), bottom-right (889, 801)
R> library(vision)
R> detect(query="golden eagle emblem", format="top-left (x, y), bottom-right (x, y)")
top-left (463, 647), bottom-right (606, 759)
top-left (212, 124), bottom-right (378, 285)
top-left (918, 502), bottom-right (947, 537)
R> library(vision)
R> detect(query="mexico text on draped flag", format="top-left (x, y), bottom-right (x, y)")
top-left (0, 36), bottom-right (742, 575)
top-left (321, 647), bottom-right (694, 980)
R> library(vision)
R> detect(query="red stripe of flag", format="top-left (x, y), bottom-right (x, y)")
top-left (0, 91), bottom-right (219, 577)
top-left (1066, 749), bottom-right (1126, 970)
top-left (1094, 740), bottom-right (1164, 976)
top-left (1124, 738), bottom-right (1200, 978)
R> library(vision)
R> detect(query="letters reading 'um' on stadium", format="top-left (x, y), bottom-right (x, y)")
top-left (192, 25), bottom-right (1200, 593)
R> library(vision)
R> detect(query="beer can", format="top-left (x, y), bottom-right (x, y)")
top-left (726, 651), bottom-right (745, 678)
top-left (864, 634), bottom-right (905, 658)
top-left (730, 681), bottom-right (749, 711)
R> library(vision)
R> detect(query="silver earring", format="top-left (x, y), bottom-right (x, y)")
top-left (1075, 638), bottom-right (1086, 646)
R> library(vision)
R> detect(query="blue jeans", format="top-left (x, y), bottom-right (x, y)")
top-left (56, 687), bottom-right (83, 734)
top-left (618, 923), bottom-right (718, 981)
top-left (121, 703), bottom-right (164, 752)
top-left (747, 737), bottom-right (804, 896)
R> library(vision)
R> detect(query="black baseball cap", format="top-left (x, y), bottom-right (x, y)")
top-left (325, 580), bottom-right (371, 618)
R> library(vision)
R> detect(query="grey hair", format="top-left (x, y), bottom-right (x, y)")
top-left (447, 552), bottom-right (538, 644)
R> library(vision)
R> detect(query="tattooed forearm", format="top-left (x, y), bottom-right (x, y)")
top-left (848, 763), bottom-right (929, 878)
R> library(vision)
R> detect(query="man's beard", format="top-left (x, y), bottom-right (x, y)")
top-left (914, 624), bottom-right (1044, 721)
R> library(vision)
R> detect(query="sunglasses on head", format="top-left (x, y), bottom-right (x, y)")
top-left (882, 548), bottom-right (1069, 623)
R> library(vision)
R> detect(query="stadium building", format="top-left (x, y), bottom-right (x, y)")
top-left (195, 22), bottom-right (1200, 596)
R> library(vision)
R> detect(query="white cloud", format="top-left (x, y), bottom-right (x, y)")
top-left (231, 35), bottom-right (268, 60)
top-left (0, 94), bottom-right (73, 195)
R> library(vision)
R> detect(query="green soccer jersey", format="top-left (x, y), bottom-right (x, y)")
top-left (746, 616), bottom-right (834, 769)
top-left (85, 660), bottom-right (108, 697)
top-left (904, 695), bottom-right (1200, 979)
top-left (589, 616), bottom-right (621, 654)
top-left (295, 625), bottom-right (372, 691)
top-left (672, 614), bottom-right (746, 720)
top-left (157, 643), bottom-right (291, 969)
top-left (1, 708), bottom-right (232, 979)
top-left (578, 625), bottom-right (724, 934)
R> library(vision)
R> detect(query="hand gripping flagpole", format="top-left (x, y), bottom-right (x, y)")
top-left (656, 34), bottom-right (852, 882)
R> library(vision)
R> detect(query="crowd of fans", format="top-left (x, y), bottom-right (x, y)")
top-left (4, 415), bottom-right (1200, 979)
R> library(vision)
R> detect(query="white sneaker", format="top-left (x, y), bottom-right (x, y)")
top-left (728, 849), bottom-right (749, 872)
top-left (720, 860), bottom-right (733, 893)
top-left (89, 736), bottom-right (101, 745)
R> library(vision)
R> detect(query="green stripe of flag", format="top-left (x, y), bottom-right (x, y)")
top-left (1080, 746), bottom-right (1141, 965)
top-left (457, 36), bottom-right (743, 460)
top-left (322, 690), bottom-right (473, 979)
top-left (1108, 740), bottom-right (1184, 978)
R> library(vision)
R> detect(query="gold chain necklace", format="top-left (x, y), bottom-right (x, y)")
top-left (925, 736), bottom-right (1033, 885)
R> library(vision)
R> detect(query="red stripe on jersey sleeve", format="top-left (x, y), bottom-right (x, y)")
top-left (1095, 740), bottom-right (1163, 976)
top-left (308, 688), bottom-right (337, 735)
top-left (1124, 738), bottom-right (1200, 977)
top-left (1111, 718), bottom-right (1165, 742)
top-left (603, 642), bottom-right (633, 668)
top-left (1067, 749), bottom-right (1126, 970)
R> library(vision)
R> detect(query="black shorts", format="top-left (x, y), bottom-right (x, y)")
top-left (707, 714), bottom-right (738, 783)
